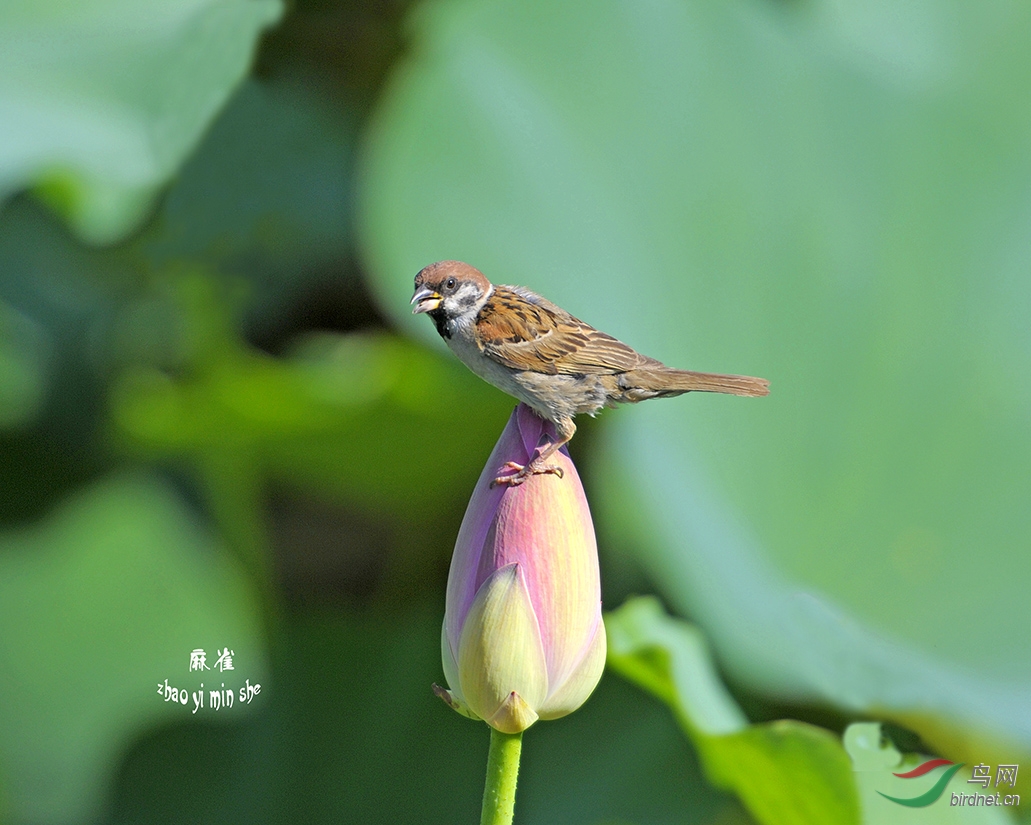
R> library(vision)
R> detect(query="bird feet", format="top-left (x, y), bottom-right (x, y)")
top-left (490, 459), bottom-right (564, 488)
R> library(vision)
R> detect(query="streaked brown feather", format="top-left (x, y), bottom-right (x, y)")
top-left (477, 285), bottom-right (659, 375)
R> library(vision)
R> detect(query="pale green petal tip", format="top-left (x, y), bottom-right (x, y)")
top-left (486, 691), bottom-right (540, 734)
top-left (440, 621), bottom-right (461, 702)
top-left (432, 683), bottom-right (480, 721)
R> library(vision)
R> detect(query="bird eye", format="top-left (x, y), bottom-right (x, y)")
top-left (444, 277), bottom-right (457, 291)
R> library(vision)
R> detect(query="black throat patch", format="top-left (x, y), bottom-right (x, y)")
top-left (428, 309), bottom-right (452, 339)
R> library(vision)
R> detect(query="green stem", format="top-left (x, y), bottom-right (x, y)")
top-left (480, 728), bottom-right (523, 825)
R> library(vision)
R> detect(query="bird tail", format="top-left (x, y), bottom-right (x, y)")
top-left (621, 368), bottom-right (770, 398)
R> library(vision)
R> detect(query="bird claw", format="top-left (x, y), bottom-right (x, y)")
top-left (490, 459), bottom-right (564, 488)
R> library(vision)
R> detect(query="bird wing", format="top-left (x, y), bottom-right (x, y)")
top-left (476, 285), bottom-right (658, 375)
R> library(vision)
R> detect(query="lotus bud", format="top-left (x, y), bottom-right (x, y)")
top-left (435, 404), bottom-right (606, 734)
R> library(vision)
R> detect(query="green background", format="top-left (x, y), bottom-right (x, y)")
top-left (0, 0), bottom-right (1028, 823)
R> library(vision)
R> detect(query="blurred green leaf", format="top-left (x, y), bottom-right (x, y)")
top-left (358, 0), bottom-right (1031, 752)
top-left (0, 300), bottom-right (50, 429)
top-left (608, 597), bottom-right (859, 825)
top-left (0, 472), bottom-right (267, 825)
top-left (0, 198), bottom-right (159, 521)
top-left (0, 62), bottom-right (356, 427)
top-left (143, 74), bottom-right (355, 303)
top-left (0, 0), bottom-right (282, 244)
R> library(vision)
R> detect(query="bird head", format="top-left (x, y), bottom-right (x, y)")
top-left (411, 261), bottom-right (493, 322)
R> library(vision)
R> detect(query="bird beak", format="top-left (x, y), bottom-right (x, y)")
top-left (411, 286), bottom-right (442, 314)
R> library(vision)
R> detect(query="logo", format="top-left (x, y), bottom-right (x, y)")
top-left (876, 759), bottom-right (1021, 809)
top-left (845, 721), bottom-right (1021, 811)
top-left (877, 759), bottom-right (964, 807)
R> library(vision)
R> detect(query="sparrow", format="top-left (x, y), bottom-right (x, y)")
top-left (412, 260), bottom-right (769, 485)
